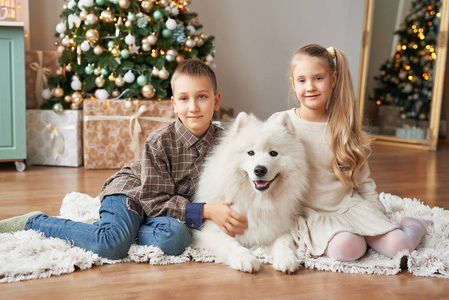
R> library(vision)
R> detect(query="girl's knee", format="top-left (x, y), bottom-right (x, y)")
top-left (325, 232), bottom-right (367, 261)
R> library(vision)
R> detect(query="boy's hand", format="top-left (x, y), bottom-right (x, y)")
top-left (202, 200), bottom-right (248, 237)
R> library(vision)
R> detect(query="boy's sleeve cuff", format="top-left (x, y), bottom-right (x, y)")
top-left (185, 203), bottom-right (205, 230)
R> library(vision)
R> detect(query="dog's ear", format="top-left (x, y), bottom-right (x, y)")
top-left (231, 112), bottom-right (250, 134)
top-left (269, 113), bottom-right (295, 136)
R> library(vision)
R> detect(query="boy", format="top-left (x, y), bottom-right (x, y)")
top-left (0, 59), bottom-right (247, 259)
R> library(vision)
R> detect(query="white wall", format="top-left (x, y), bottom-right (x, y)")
top-left (29, 0), bottom-right (366, 119)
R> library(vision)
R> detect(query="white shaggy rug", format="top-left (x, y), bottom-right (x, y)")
top-left (1, 192), bottom-right (448, 283)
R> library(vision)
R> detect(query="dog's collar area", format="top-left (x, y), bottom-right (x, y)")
top-left (253, 173), bottom-right (279, 191)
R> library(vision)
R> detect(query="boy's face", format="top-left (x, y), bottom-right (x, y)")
top-left (171, 74), bottom-right (221, 137)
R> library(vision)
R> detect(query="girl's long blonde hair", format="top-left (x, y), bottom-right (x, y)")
top-left (290, 44), bottom-right (371, 186)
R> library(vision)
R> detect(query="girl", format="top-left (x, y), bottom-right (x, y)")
top-left (270, 44), bottom-right (431, 261)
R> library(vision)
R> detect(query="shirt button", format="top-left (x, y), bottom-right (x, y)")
top-left (190, 223), bottom-right (195, 228)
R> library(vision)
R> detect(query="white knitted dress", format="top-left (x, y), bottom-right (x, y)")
top-left (272, 109), bottom-right (399, 256)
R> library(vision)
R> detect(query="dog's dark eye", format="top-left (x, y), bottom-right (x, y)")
top-left (269, 151), bottom-right (278, 157)
top-left (248, 150), bottom-right (255, 156)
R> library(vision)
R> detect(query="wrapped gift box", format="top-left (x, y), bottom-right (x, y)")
top-left (26, 109), bottom-right (83, 167)
top-left (25, 50), bottom-right (60, 109)
top-left (83, 99), bottom-right (176, 169)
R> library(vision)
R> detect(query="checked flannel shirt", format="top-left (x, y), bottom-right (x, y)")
top-left (99, 118), bottom-right (223, 230)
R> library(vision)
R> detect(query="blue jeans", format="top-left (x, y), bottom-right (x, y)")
top-left (25, 194), bottom-right (191, 260)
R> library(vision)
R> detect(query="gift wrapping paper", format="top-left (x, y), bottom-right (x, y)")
top-left (25, 50), bottom-right (60, 109)
top-left (26, 109), bottom-right (83, 167)
top-left (83, 99), bottom-right (176, 170)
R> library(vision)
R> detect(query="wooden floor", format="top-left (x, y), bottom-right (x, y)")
top-left (1, 142), bottom-right (449, 299)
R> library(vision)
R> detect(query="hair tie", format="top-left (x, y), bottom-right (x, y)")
top-left (327, 46), bottom-right (336, 59)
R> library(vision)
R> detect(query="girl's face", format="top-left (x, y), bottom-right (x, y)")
top-left (291, 55), bottom-right (336, 120)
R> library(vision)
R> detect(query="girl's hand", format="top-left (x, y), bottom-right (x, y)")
top-left (202, 200), bottom-right (248, 237)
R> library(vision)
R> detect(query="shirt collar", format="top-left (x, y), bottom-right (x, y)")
top-left (175, 118), bottom-right (216, 148)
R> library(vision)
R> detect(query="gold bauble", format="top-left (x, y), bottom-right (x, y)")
top-left (151, 49), bottom-right (158, 58)
top-left (95, 76), bottom-right (105, 88)
top-left (74, 96), bottom-right (84, 105)
top-left (100, 10), bottom-right (114, 23)
top-left (86, 29), bottom-right (100, 43)
top-left (80, 10), bottom-right (88, 21)
top-left (108, 73), bottom-right (116, 82)
top-left (119, 0), bottom-right (131, 9)
top-left (115, 75), bottom-right (125, 87)
top-left (72, 91), bottom-right (83, 103)
top-left (142, 83), bottom-right (156, 99)
top-left (64, 95), bottom-right (72, 103)
top-left (53, 86), bottom-right (64, 98)
top-left (70, 102), bottom-right (80, 110)
top-left (111, 47), bottom-right (121, 57)
top-left (175, 55), bottom-right (184, 63)
top-left (112, 90), bottom-right (120, 98)
top-left (141, 0), bottom-right (154, 12)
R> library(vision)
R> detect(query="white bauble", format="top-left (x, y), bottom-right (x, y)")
top-left (80, 41), bottom-right (91, 51)
top-left (125, 100), bottom-right (133, 108)
top-left (86, 13), bottom-right (98, 24)
top-left (71, 79), bottom-right (82, 90)
top-left (206, 54), bottom-right (214, 62)
top-left (41, 88), bottom-right (52, 100)
top-left (79, 0), bottom-right (94, 8)
top-left (185, 39), bottom-right (195, 48)
top-left (186, 25), bottom-right (196, 34)
top-left (147, 35), bottom-right (157, 45)
top-left (67, 0), bottom-right (76, 9)
top-left (95, 89), bottom-right (109, 100)
top-left (167, 49), bottom-right (177, 56)
top-left (56, 22), bottom-right (67, 33)
top-left (61, 37), bottom-right (70, 47)
top-left (125, 34), bottom-right (136, 45)
top-left (124, 70), bottom-right (135, 83)
top-left (165, 18), bottom-right (177, 30)
top-left (57, 45), bottom-right (65, 54)
top-left (152, 67), bottom-right (159, 76)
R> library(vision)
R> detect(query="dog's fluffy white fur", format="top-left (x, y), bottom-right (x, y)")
top-left (191, 112), bottom-right (307, 273)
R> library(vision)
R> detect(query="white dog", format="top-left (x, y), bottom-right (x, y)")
top-left (191, 112), bottom-right (307, 273)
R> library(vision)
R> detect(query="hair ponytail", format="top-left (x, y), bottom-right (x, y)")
top-left (327, 48), bottom-right (371, 186)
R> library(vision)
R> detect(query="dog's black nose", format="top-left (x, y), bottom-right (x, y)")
top-left (254, 166), bottom-right (267, 177)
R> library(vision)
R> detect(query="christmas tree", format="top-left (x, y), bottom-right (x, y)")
top-left (369, 0), bottom-right (441, 120)
top-left (43, 0), bottom-right (215, 111)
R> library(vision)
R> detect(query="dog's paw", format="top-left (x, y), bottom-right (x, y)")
top-left (272, 252), bottom-right (299, 274)
top-left (228, 253), bottom-right (261, 273)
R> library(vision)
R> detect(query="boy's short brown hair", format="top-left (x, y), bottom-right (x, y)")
top-left (171, 59), bottom-right (218, 94)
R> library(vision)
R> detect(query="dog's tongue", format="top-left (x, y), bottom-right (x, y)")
top-left (255, 181), bottom-right (268, 188)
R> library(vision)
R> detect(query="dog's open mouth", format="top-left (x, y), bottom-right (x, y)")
top-left (253, 174), bottom-right (279, 191)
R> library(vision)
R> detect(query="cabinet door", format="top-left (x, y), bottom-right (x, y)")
top-left (0, 26), bottom-right (26, 160)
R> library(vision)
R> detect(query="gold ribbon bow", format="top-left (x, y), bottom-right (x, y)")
top-left (27, 121), bottom-right (81, 160)
top-left (29, 51), bottom-right (52, 107)
top-left (129, 105), bottom-right (149, 160)
top-left (45, 123), bottom-right (65, 159)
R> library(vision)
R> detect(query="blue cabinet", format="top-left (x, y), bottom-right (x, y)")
top-left (0, 22), bottom-right (26, 171)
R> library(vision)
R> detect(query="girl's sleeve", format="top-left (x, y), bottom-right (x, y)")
top-left (354, 162), bottom-right (387, 213)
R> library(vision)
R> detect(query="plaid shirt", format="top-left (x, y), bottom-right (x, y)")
top-left (99, 118), bottom-right (223, 228)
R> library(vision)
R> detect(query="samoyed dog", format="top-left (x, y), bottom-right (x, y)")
top-left (191, 112), bottom-right (307, 273)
